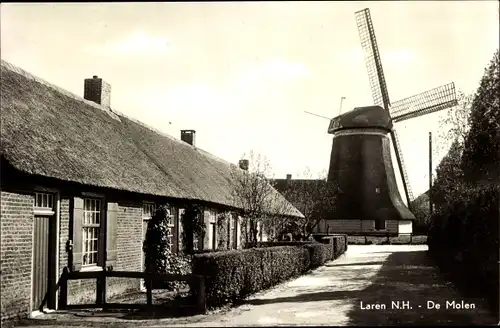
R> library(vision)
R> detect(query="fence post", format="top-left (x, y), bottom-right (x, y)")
top-left (96, 270), bottom-right (106, 307)
top-left (196, 276), bottom-right (206, 313)
top-left (59, 267), bottom-right (69, 310)
top-left (146, 275), bottom-right (153, 308)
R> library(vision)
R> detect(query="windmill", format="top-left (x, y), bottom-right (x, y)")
top-left (322, 8), bottom-right (458, 234)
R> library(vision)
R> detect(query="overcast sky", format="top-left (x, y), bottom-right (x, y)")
top-left (1, 2), bottom-right (498, 202)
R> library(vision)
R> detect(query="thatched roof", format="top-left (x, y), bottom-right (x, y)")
top-left (0, 60), bottom-right (303, 218)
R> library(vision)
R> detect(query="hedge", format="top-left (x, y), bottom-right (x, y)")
top-left (255, 240), bottom-right (316, 247)
top-left (304, 243), bottom-right (332, 268)
top-left (428, 184), bottom-right (498, 312)
top-left (192, 246), bottom-right (310, 308)
top-left (192, 236), bottom-right (348, 308)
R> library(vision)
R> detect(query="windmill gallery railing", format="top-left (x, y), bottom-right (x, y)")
top-left (50, 267), bottom-right (206, 313)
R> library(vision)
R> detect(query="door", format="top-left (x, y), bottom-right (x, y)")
top-left (32, 191), bottom-right (56, 312)
top-left (31, 192), bottom-right (57, 311)
top-left (32, 215), bottom-right (50, 311)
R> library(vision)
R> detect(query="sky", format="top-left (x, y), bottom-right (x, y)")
top-left (1, 1), bottom-right (498, 203)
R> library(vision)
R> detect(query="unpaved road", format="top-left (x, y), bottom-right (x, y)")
top-left (11, 245), bottom-right (498, 327)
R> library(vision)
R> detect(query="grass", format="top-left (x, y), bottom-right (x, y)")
top-left (347, 235), bottom-right (427, 245)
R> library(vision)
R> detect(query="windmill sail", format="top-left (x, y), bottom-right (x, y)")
top-left (390, 129), bottom-right (414, 206)
top-left (355, 8), bottom-right (391, 110)
top-left (391, 82), bottom-right (458, 123)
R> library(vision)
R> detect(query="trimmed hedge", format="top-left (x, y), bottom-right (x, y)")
top-left (255, 240), bottom-right (316, 247)
top-left (192, 246), bottom-right (310, 308)
top-left (304, 243), bottom-right (332, 268)
top-left (192, 236), bottom-right (348, 308)
top-left (428, 184), bottom-right (498, 312)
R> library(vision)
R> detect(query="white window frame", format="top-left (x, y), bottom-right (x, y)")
top-left (34, 192), bottom-right (55, 216)
top-left (82, 198), bottom-right (102, 268)
top-left (142, 202), bottom-right (174, 261)
top-left (142, 202), bottom-right (156, 220)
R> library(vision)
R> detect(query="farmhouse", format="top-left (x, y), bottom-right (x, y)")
top-left (273, 174), bottom-right (413, 236)
top-left (0, 60), bottom-right (303, 321)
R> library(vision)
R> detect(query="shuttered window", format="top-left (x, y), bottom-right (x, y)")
top-left (72, 197), bottom-right (117, 272)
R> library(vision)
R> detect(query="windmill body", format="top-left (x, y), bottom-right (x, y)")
top-left (319, 8), bottom-right (458, 236)
top-left (326, 106), bottom-right (415, 234)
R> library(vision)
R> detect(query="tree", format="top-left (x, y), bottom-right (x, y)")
top-left (431, 140), bottom-right (466, 209)
top-left (409, 192), bottom-right (431, 234)
top-left (461, 49), bottom-right (500, 184)
top-left (230, 151), bottom-right (293, 246)
top-left (437, 90), bottom-right (474, 153)
top-left (280, 168), bottom-right (338, 239)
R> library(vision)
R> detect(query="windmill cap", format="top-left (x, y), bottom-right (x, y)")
top-left (328, 106), bottom-right (393, 133)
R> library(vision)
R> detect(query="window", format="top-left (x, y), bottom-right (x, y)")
top-left (142, 203), bottom-right (156, 219)
top-left (142, 203), bottom-right (173, 251)
top-left (34, 192), bottom-right (54, 209)
top-left (82, 198), bottom-right (101, 266)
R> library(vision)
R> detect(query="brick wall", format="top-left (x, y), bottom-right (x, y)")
top-left (106, 203), bottom-right (142, 298)
top-left (1, 184), bottom-right (213, 319)
top-left (66, 201), bottom-right (144, 304)
top-left (0, 191), bottom-right (34, 321)
top-left (116, 203), bottom-right (142, 272)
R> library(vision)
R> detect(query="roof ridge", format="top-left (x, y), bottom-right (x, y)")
top-left (0, 59), bottom-right (122, 122)
top-left (119, 114), bottom-right (238, 169)
top-left (0, 59), bottom-right (237, 170)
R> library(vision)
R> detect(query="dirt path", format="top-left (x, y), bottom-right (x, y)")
top-left (12, 245), bottom-right (498, 327)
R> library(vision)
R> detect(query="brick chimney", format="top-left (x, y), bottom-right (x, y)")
top-left (238, 159), bottom-right (249, 171)
top-left (181, 130), bottom-right (196, 146)
top-left (84, 75), bottom-right (111, 108)
top-left (286, 174), bottom-right (292, 181)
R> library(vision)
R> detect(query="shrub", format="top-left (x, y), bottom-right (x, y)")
top-left (303, 243), bottom-right (332, 268)
top-left (143, 205), bottom-right (191, 291)
top-left (192, 246), bottom-right (311, 308)
top-left (192, 236), bottom-right (348, 309)
top-left (255, 240), bottom-right (316, 248)
top-left (428, 184), bottom-right (498, 312)
top-left (320, 235), bottom-right (348, 257)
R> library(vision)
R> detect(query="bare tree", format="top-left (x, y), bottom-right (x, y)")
top-left (230, 151), bottom-right (295, 246)
top-left (281, 168), bottom-right (338, 240)
top-left (437, 90), bottom-right (474, 154)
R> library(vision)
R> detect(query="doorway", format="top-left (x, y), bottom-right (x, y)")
top-left (32, 192), bottom-right (57, 312)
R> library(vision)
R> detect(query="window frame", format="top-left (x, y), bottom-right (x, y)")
top-left (81, 197), bottom-right (104, 269)
top-left (142, 202), bottom-right (174, 251)
top-left (34, 192), bottom-right (55, 216)
top-left (142, 202), bottom-right (156, 221)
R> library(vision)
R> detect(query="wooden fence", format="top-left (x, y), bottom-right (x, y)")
top-left (56, 267), bottom-right (205, 313)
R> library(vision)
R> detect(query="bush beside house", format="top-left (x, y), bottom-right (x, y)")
top-left (192, 236), bottom-right (347, 308)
